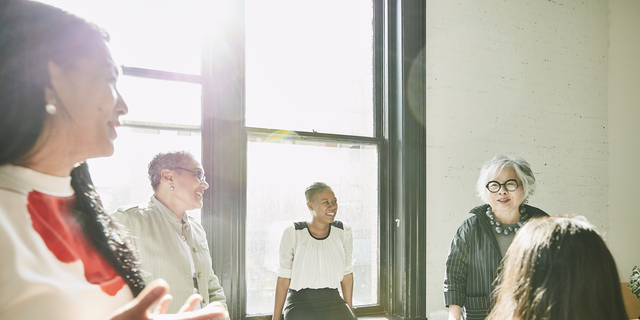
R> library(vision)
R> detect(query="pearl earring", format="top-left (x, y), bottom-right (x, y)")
top-left (170, 186), bottom-right (174, 191)
top-left (45, 103), bottom-right (57, 115)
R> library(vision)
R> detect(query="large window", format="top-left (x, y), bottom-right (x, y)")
top-left (243, 0), bottom-right (379, 314)
top-left (245, 0), bottom-right (375, 137)
top-left (41, 1), bottom-right (426, 319)
top-left (245, 139), bottom-right (379, 313)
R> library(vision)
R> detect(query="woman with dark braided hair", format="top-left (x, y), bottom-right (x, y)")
top-left (0, 1), bottom-right (226, 319)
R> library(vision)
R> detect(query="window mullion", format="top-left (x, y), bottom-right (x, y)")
top-left (246, 127), bottom-right (382, 145)
top-left (387, 0), bottom-right (426, 318)
top-left (201, 1), bottom-right (247, 320)
top-left (121, 66), bottom-right (203, 83)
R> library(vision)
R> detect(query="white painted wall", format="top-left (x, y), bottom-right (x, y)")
top-left (426, 0), bottom-right (610, 317)
top-left (608, 0), bottom-right (640, 287)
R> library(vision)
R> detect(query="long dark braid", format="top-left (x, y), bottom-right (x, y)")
top-left (70, 162), bottom-right (145, 296)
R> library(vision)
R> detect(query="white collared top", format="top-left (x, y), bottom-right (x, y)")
top-left (277, 220), bottom-right (354, 291)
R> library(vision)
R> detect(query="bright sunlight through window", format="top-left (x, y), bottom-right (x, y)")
top-left (40, 0), bottom-right (379, 316)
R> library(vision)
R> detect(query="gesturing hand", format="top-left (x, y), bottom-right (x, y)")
top-left (109, 279), bottom-right (228, 320)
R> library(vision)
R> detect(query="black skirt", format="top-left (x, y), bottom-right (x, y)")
top-left (283, 288), bottom-right (357, 320)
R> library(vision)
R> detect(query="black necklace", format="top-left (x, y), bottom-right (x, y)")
top-left (485, 205), bottom-right (529, 235)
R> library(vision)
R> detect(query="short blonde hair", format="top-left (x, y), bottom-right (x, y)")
top-left (148, 151), bottom-right (195, 190)
top-left (304, 182), bottom-right (333, 202)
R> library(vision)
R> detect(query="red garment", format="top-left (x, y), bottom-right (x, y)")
top-left (27, 191), bottom-right (125, 296)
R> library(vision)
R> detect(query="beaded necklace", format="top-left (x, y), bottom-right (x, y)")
top-left (485, 205), bottom-right (529, 235)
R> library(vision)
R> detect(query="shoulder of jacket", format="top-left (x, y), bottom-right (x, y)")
top-left (114, 204), bottom-right (149, 217)
top-left (463, 213), bottom-right (480, 225)
top-left (116, 204), bottom-right (140, 214)
top-left (469, 204), bottom-right (489, 215)
top-left (455, 214), bottom-right (480, 238)
top-left (524, 204), bottom-right (550, 218)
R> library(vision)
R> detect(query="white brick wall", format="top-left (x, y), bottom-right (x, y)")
top-left (426, 0), bottom-right (609, 316)
top-left (608, 0), bottom-right (640, 298)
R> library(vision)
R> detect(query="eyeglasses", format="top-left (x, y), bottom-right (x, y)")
top-left (486, 179), bottom-right (519, 193)
top-left (170, 167), bottom-right (206, 182)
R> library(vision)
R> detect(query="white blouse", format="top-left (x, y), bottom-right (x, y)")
top-left (277, 221), bottom-right (354, 291)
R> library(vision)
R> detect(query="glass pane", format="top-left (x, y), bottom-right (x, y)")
top-left (245, 0), bottom-right (375, 137)
top-left (39, 0), bottom-right (210, 74)
top-left (118, 76), bottom-right (202, 126)
top-left (88, 127), bottom-right (203, 223)
top-left (245, 137), bottom-right (379, 315)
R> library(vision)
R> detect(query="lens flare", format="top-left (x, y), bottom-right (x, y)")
top-left (265, 130), bottom-right (300, 143)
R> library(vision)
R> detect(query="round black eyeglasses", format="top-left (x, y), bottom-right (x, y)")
top-left (170, 167), bottom-right (206, 182)
top-left (486, 179), bottom-right (519, 193)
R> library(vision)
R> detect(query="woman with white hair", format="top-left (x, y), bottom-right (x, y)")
top-left (443, 155), bottom-right (549, 320)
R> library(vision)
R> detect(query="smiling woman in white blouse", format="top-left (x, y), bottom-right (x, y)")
top-left (272, 182), bottom-right (357, 320)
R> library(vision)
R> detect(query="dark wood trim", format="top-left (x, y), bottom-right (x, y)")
top-left (121, 120), bottom-right (200, 132)
top-left (201, 2), bottom-right (246, 320)
top-left (387, 0), bottom-right (426, 319)
top-left (375, 0), bottom-right (392, 315)
top-left (121, 66), bottom-right (203, 83)
top-left (246, 127), bottom-right (381, 145)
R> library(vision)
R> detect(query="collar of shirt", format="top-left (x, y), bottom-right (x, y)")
top-left (0, 164), bottom-right (74, 197)
top-left (148, 195), bottom-right (190, 235)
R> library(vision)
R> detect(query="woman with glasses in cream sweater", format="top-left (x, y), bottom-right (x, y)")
top-left (115, 151), bottom-right (227, 315)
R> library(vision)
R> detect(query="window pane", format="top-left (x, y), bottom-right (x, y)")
top-left (245, 0), bottom-right (375, 137)
top-left (245, 137), bottom-right (379, 315)
top-left (39, 0), bottom-right (210, 74)
top-left (88, 127), bottom-right (203, 223)
top-left (118, 76), bottom-right (202, 126)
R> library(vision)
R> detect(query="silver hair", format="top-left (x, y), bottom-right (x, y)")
top-left (476, 155), bottom-right (536, 204)
top-left (305, 182), bottom-right (334, 202)
top-left (148, 151), bottom-right (195, 190)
